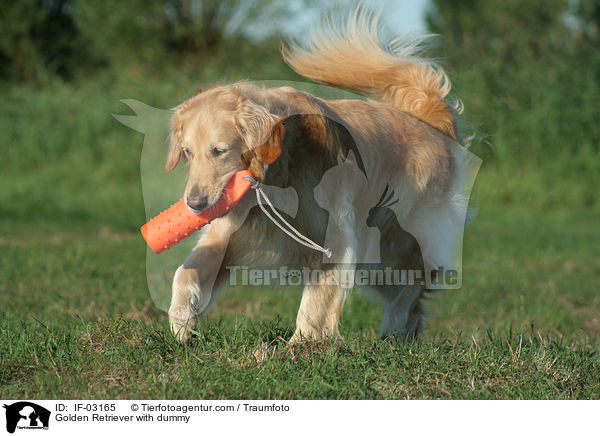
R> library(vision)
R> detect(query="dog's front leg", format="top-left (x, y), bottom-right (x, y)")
top-left (290, 270), bottom-right (347, 343)
top-left (169, 195), bottom-right (255, 343)
top-left (168, 228), bottom-right (229, 342)
top-left (168, 245), bottom-right (225, 342)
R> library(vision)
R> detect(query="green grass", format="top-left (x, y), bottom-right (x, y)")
top-left (2, 316), bottom-right (598, 399)
top-left (1, 208), bottom-right (598, 399)
top-left (1, 80), bottom-right (599, 399)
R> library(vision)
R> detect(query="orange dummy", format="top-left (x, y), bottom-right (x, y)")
top-left (141, 170), bottom-right (253, 254)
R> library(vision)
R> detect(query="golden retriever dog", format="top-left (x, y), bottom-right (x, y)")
top-left (165, 10), bottom-right (473, 343)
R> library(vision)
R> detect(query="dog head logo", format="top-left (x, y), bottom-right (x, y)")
top-left (115, 80), bottom-right (481, 317)
top-left (3, 402), bottom-right (50, 433)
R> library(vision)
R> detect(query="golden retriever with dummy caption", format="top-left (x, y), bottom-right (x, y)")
top-left (166, 10), bottom-right (472, 343)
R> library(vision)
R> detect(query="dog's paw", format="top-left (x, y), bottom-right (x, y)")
top-left (289, 327), bottom-right (341, 345)
top-left (288, 331), bottom-right (305, 345)
top-left (171, 322), bottom-right (193, 343)
top-left (168, 308), bottom-right (195, 343)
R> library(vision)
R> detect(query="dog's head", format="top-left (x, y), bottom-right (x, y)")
top-left (166, 86), bottom-right (284, 213)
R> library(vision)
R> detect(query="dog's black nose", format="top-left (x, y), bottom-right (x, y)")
top-left (186, 194), bottom-right (208, 212)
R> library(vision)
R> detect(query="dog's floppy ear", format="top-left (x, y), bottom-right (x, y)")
top-left (165, 112), bottom-right (185, 172)
top-left (235, 98), bottom-right (284, 164)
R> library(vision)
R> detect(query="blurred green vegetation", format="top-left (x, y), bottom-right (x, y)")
top-left (426, 0), bottom-right (600, 212)
top-left (1, 0), bottom-right (598, 228)
top-left (0, 0), bottom-right (295, 82)
top-left (1, 0), bottom-right (303, 231)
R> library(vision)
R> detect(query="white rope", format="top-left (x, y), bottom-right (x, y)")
top-left (244, 176), bottom-right (332, 258)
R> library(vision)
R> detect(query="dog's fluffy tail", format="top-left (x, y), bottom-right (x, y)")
top-left (282, 8), bottom-right (458, 139)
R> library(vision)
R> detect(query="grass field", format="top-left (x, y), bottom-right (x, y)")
top-left (1, 200), bottom-right (598, 399)
top-left (1, 80), bottom-right (599, 399)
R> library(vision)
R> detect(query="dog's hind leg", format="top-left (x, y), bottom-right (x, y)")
top-left (290, 270), bottom-right (347, 343)
top-left (378, 284), bottom-right (425, 340)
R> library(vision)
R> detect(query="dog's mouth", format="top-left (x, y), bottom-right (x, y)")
top-left (187, 175), bottom-right (235, 216)
top-left (188, 200), bottom-right (216, 215)
top-left (190, 205), bottom-right (230, 218)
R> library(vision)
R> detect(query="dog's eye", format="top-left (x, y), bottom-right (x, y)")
top-left (182, 147), bottom-right (192, 159)
top-left (211, 146), bottom-right (227, 157)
